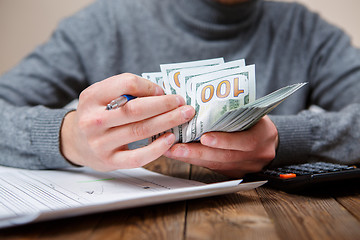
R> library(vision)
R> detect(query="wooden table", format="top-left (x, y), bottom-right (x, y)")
top-left (1, 157), bottom-right (360, 240)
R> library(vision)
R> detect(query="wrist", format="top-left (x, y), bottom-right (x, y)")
top-left (60, 110), bottom-right (81, 166)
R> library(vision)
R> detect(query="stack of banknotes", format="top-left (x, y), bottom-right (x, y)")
top-left (142, 58), bottom-right (306, 143)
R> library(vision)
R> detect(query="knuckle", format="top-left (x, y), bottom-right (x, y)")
top-left (196, 148), bottom-right (204, 159)
top-left (165, 97), bottom-right (176, 109)
top-left (86, 148), bottom-right (114, 170)
top-left (97, 151), bottom-right (119, 170)
top-left (267, 121), bottom-right (278, 138)
top-left (146, 80), bottom-right (154, 95)
top-left (246, 135), bottom-right (258, 151)
top-left (79, 88), bottom-right (94, 102)
top-left (168, 115), bottom-right (180, 126)
top-left (125, 153), bottom-right (143, 168)
top-left (261, 148), bottom-right (276, 162)
top-left (245, 150), bottom-right (275, 173)
top-left (122, 72), bottom-right (137, 80)
top-left (123, 102), bottom-right (141, 117)
top-left (88, 138), bottom-right (104, 154)
top-left (207, 161), bottom-right (222, 170)
top-left (224, 150), bottom-right (236, 161)
top-left (97, 159), bottom-right (114, 172)
top-left (254, 144), bottom-right (276, 162)
top-left (131, 123), bottom-right (149, 138)
top-left (164, 111), bottom-right (180, 126)
top-left (78, 117), bottom-right (91, 132)
top-left (122, 73), bottom-right (139, 93)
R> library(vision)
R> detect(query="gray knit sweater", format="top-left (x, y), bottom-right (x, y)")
top-left (1, 0), bottom-right (360, 169)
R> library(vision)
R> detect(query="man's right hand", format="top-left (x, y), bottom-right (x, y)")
top-left (60, 73), bottom-right (195, 171)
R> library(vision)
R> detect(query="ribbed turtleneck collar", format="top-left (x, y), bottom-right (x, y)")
top-left (170, 0), bottom-right (262, 40)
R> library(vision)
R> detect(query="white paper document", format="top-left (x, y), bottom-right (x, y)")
top-left (0, 166), bottom-right (266, 228)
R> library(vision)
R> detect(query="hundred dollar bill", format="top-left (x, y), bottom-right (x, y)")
top-left (160, 58), bottom-right (224, 95)
top-left (208, 83), bottom-right (307, 133)
top-left (141, 58), bottom-right (306, 145)
top-left (184, 65), bottom-right (256, 142)
top-left (176, 59), bottom-right (246, 142)
top-left (178, 59), bottom-right (246, 105)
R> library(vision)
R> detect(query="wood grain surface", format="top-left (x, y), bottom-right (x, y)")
top-left (0, 157), bottom-right (359, 240)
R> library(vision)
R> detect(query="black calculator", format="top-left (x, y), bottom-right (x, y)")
top-left (244, 162), bottom-right (360, 192)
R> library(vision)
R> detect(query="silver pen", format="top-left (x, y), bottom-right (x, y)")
top-left (106, 95), bottom-right (136, 110)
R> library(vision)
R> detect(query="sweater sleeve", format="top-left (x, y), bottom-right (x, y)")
top-left (269, 6), bottom-right (360, 167)
top-left (0, 0), bottom-right (110, 169)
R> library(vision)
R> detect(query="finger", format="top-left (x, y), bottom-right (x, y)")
top-left (164, 143), bottom-right (264, 173)
top-left (105, 95), bottom-right (186, 127)
top-left (165, 143), bottom-right (243, 164)
top-left (104, 105), bottom-right (195, 148)
top-left (200, 131), bottom-right (255, 151)
top-left (80, 73), bottom-right (164, 106)
top-left (110, 133), bottom-right (176, 169)
top-left (200, 117), bottom-right (273, 151)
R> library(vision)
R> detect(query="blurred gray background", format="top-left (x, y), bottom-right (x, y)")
top-left (1, 0), bottom-right (359, 74)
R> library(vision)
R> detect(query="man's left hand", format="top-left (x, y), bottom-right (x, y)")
top-left (164, 116), bottom-right (278, 178)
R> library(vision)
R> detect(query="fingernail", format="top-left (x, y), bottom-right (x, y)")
top-left (164, 133), bottom-right (175, 145)
top-left (172, 145), bottom-right (189, 157)
top-left (176, 95), bottom-right (185, 106)
top-left (181, 106), bottom-right (195, 120)
top-left (202, 134), bottom-right (217, 146)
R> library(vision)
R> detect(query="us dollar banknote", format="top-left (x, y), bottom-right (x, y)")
top-left (142, 58), bottom-right (306, 143)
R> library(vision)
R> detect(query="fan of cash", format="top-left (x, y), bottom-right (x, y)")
top-left (142, 58), bottom-right (306, 143)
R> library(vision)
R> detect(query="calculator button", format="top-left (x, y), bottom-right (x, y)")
top-left (263, 170), bottom-right (279, 176)
top-left (279, 173), bottom-right (297, 179)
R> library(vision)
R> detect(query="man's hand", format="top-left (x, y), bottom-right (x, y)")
top-left (60, 73), bottom-right (195, 171)
top-left (164, 116), bottom-right (278, 178)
